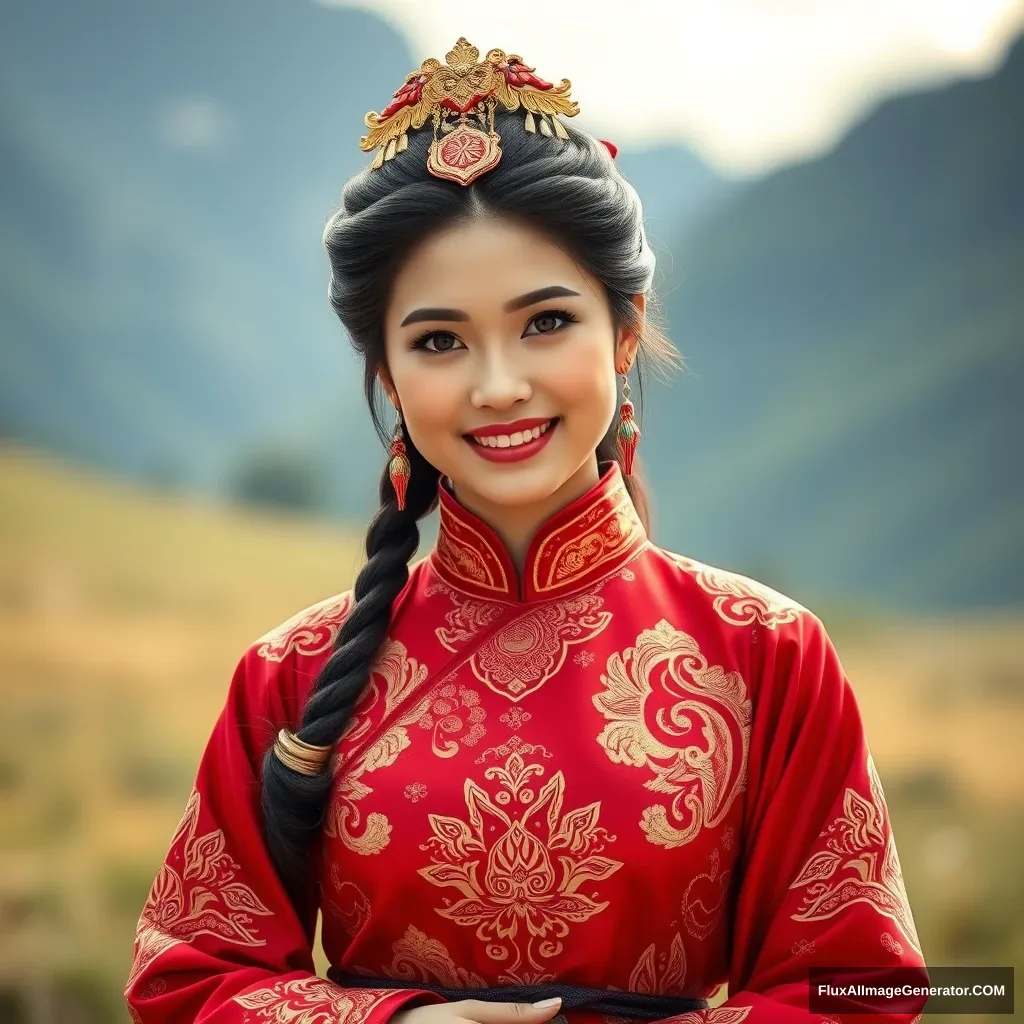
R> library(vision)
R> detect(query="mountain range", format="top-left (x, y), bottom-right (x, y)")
top-left (0, 1), bottom-right (1020, 609)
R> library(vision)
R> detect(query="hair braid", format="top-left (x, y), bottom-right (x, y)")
top-left (260, 436), bottom-right (440, 902)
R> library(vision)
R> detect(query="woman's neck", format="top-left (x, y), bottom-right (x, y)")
top-left (450, 457), bottom-right (601, 577)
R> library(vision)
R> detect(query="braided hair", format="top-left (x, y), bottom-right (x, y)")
top-left (261, 111), bottom-right (679, 904)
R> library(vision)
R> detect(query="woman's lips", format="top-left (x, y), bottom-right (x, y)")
top-left (464, 417), bottom-right (559, 463)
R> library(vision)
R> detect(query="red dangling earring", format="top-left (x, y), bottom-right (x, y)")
top-left (616, 371), bottom-right (640, 475)
top-left (388, 409), bottom-right (411, 511)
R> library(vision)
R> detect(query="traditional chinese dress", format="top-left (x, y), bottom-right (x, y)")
top-left (125, 462), bottom-right (926, 1024)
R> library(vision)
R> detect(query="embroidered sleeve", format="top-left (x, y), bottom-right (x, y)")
top-left (124, 641), bottom-right (441, 1023)
top-left (673, 613), bottom-right (928, 1024)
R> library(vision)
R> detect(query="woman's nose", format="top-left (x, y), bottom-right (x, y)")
top-left (471, 351), bottom-right (532, 409)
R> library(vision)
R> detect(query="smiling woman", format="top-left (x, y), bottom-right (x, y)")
top-left (125, 37), bottom-right (928, 1024)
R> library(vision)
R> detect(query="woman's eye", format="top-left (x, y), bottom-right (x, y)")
top-left (523, 311), bottom-right (576, 336)
top-left (421, 332), bottom-right (464, 353)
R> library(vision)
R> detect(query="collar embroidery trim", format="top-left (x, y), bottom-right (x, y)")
top-left (430, 463), bottom-right (647, 602)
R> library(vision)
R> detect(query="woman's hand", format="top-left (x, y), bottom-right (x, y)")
top-left (391, 998), bottom-right (563, 1024)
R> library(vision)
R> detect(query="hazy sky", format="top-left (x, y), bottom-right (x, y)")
top-left (322, 0), bottom-right (1024, 175)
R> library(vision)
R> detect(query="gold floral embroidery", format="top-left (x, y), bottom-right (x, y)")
top-left (533, 491), bottom-right (646, 594)
top-left (500, 707), bottom-right (531, 731)
top-left (439, 586), bottom-right (613, 701)
top-left (593, 620), bottom-right (751, 849)
top-left (324, 639), bottom-right (432, 855)
top-left (233, 979), bottom-right (392, 1023)
top-left (416, 682), bottom-right (487, 757)
top-left (255, 591), bottom-right (353, 662)
top-left (384, 924), bottom-right (487, 986)
top-left (418, 751), bottom-right (622, 984)
top-left (125, 789), bottom-right (274, 1000)
top-left (325, 866), bottom-right (371, 938)
top-left (789, 751), bottom-right (922, 956)
top-left (405, 782), bottom-right (429, 802)
top-left (667, 554), bottom-right (805, 629)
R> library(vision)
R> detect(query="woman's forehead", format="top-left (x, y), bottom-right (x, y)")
top-left (389, 218), bottom-right (599, 310)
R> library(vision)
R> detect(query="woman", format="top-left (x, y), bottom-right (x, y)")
top-left (125, 38), bottom-right (927, 1024)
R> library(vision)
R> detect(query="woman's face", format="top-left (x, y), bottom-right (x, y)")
top-left (381, 216), bottom-right (641, 517)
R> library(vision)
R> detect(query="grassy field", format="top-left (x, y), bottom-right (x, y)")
top-left (1, 442), bottom-right (1021, 1022)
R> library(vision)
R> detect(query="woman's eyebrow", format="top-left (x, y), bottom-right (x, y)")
top-left (399, 285), bottom-right (581, 327)
top-left (504, 284), bottom-right (580, 312)
top-left (400, 307), bottom-right (468, 327)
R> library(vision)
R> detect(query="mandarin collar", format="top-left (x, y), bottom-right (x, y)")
top-left (428, 462), bottom-right (648, 603)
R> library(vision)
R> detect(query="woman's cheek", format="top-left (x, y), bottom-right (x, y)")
top-left (551, 342), bottom-right (616, 420)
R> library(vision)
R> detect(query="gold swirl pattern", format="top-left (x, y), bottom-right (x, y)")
top-left (254, 591), bottom-right (354, 662)
top-left (324, 639), bottom-right (432, 855)
top-left (418, 751), bottom-right (622, 984)
top-left (788, 752), bottom-right (922, 956)
top-left (667, 554), bottom-right (806, 630)
top-left (233, 979), bottom-right (393, 1023)
top-left (593, 620), bottom-right (751, 849)
top-left (124, 789), bottom-right (274, 1004)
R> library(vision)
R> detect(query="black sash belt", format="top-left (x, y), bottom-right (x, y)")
top-left (327, 970), bottom-right (710, 1021)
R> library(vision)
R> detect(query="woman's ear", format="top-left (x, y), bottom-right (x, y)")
top-left (616, 294), bottom-right (646, 374)
top-left (377, 366), bottom-right (399, 409)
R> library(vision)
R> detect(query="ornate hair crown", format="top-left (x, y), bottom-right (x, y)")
top-left (359, 37), bottom-right (581, 186)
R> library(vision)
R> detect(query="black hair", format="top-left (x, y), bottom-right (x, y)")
top-left (261, 110), bottom-right (680, 905)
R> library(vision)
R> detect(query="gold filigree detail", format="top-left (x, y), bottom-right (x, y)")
top-left (668, 554), bottom-right (805, 629)
top-left (384, 924), bottom-right (487, 987)
top-left (418, 751), bottom-right (622, 984)
top-left (125, 790), bottom-right (274, 1001)
top-left (438, 585), bottom-right (613, 701)
top-left (534, 493), bottom-right (645, 594)
top-left (324, 639), bottom-right (432, 855)
top-left (789, 752), bottom-right (922, 956)
top-left (233, 979), bottom-right (391, 1023)
top-left (435, 507), bottom-right (510, 595)
top-left (361, 38), bottom-right (578, 172)
top-left (255, 592), bottom-right (353, 662)
top-left (593, 620), bottom-right (751, 849)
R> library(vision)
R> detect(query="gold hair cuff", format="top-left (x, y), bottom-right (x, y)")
top-left (273, 728), bottom-right (333, 776)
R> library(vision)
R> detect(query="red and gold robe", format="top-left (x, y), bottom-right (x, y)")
top-left (125, 463), bottom-right (926, 1024)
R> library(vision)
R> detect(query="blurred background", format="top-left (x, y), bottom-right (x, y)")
top-left (1, 0), bottom-right (1022, 1020)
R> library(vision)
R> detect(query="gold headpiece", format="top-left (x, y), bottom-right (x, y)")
top-left (273, 728), bottom-right (333, 776)
top-left (360, 37), bottom-right (580, 186)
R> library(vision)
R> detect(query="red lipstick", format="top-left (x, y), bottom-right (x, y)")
top-left (464, 417), bottom-right (559, 463)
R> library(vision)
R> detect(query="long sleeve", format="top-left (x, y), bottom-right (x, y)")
top-left (124, 641), bottom-right (442, 1023)
top-left (699, 612), bottom-right (928, 1024)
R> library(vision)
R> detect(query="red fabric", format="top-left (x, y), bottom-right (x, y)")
top-left (126, 463), bottom-right (927, 1023)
